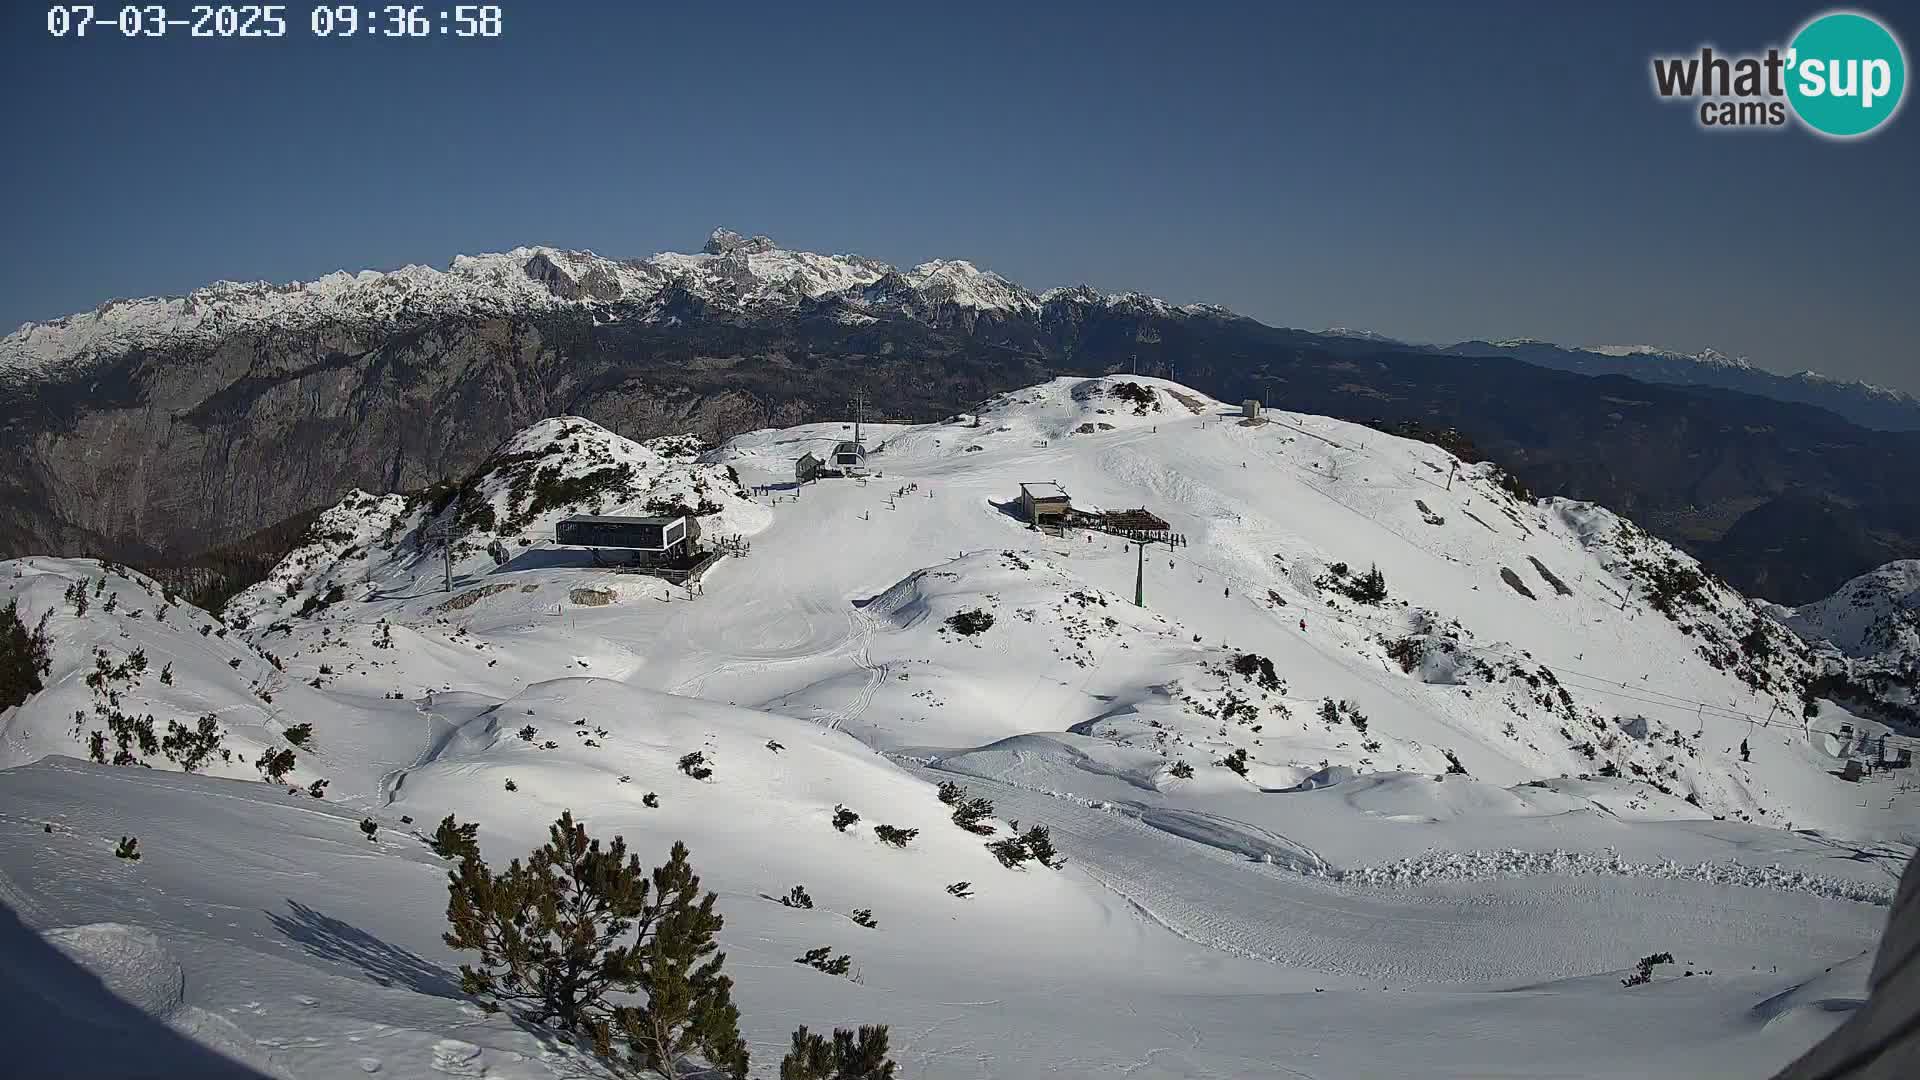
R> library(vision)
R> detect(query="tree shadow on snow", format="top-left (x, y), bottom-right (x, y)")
top-left (266, 900), bottom-right (464, 999)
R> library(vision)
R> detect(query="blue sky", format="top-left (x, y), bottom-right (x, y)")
top-left (2, 1), bottom-right (1915, 390)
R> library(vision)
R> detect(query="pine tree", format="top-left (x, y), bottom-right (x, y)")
top-left (986, 837), bottom-right (1032, 868)
top-left (678, 751), bottom-right (714, 780)
top-left (1351, 564), bottom-right (1388, 604)
top-left (255, 747), bottom-right (296, 783)
top-left (780, 1024), bottom-right (897, 1080)
top-left (831, 805), bottom-right (859, 832)
top-left (161, 714), bottom-right (223, 773)
top-left (1019, 825), bottom-right (1064, 870)
top-left (359, 818), bottom-right (379, 841)
top-left (610, 842), bottom-right (749, 1079)
top-left (871, 824), bottom-right (917, 847)
top-left (431, 814), bottom-right (481, 861)
top-left (795, 947), bottom-right (851, 977)
top-left (114, 836), bottom-right (141, 861)
top-left (949, 796), bottom-right (996, 836)
top-left (0, 601), bottom-right (53, 711)
top-left (442, 813), bottom-right (747, 1078)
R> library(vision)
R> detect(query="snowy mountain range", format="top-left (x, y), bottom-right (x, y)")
top-left (7, 228), bottom-right (1912, 432)
top-left (0, 228), bottom-right (1231, 378)
top-left (1436, 336), bottom-right (1920, 430)
top-left (4, 228), bottom-right (1919, 619)
top-left (2, 374), bottom-right (1914, 1078)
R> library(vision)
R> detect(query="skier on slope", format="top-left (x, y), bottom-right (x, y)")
top-left (1740, 738), bottom-right (1750, 763)
top-left (1299, 619), bottom-right (1307, 632)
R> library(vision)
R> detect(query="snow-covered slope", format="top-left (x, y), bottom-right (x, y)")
top-left (2, 375), bottom-right (1913, 1078)
top-left (1777, 561), bottom-right (1920, 664)
top-left (1769, 560), bottom-right (1920, 732)
top-left (0, 558), bottom-right (423, 795)
top-left (223, 417), bottom-right (764, 629)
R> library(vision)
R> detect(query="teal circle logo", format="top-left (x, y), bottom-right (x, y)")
top-left (1786, 11), bottom-right (1907, 137)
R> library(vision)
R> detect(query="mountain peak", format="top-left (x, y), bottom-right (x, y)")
top-left (702, 228), bottom-right (780, 257)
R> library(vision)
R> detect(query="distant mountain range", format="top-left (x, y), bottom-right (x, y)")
top-left (1313, 331), bottom-right (1919, 432)
top-left (1434, 339), bottom-right (1920, 434)
top-left (2, 228), bottom-right (1916, 604)
top-left (9, 229), bottom-right (1914, 431)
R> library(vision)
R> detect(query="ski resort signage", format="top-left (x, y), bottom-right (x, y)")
top-left (1649, 9), bottom-right (1906, 137)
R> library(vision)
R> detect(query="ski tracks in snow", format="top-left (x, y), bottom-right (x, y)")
top-left (912, 764), bottom-right (1891, 984)
top-left (832, 604), bottom-right (886, 732)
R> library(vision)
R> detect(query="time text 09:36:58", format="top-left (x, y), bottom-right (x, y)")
top-left (46, 5), bottom-right (505, 39)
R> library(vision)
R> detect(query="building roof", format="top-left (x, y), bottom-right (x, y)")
top-left (1020, 482), bottom-right (1069, 501)
top-left (833, 440), bottom-right (867, 456)
top-left (1098, 508), bottom-right (1169, 531)
top-left (556, 514), bottom-right (684, 526)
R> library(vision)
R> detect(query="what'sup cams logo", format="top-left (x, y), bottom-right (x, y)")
top-left (1651, 9), bottom-right (1906, 137)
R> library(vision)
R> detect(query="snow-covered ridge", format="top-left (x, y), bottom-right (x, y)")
top-left (1583, 344), bottom-right (1752, 370)
top-left (0, 229), bottom-right (1234, 376)
top-left (223, 415), bottom-right (765, 629)
top-left (1775, 560), bottom-right (1920, 663)
top-left (1789, 369), bottom-right (1915, 402)
top-left (1321, 326), bottom-right (1409, 345)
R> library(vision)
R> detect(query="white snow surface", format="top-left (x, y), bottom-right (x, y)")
top-left (2, 374), bottom-right (1914, 1078)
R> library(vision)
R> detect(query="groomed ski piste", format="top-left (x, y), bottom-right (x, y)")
top-left (2, 376), bottom-right (1914, 1078)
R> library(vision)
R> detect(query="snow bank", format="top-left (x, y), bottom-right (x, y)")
top-left (1337, 847), bottom-right (1895, 904)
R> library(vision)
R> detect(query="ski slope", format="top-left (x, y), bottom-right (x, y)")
top-left (1, 375), bottom-right (1913, 1078)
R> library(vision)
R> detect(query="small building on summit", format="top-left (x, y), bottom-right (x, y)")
top-left (555, 514), bottom-right (700, 559)
top-left (1242, 399), bottom-right (1262, 418)
top-left (1019, 482), bottom-right (1072, 525)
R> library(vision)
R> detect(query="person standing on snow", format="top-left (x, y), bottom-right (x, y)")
top-left (1299, 619), bottom-right (1306, 631)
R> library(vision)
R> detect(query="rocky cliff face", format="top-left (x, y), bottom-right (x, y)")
top-left (4, 230), bottom-right (1918, 605)
top-left (0, 309), bottom-right (1051, 560)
